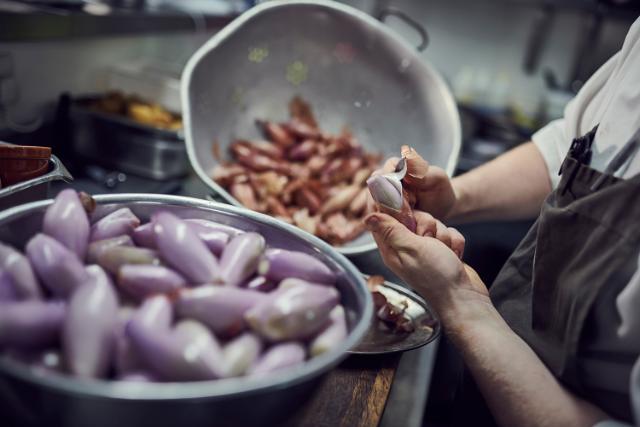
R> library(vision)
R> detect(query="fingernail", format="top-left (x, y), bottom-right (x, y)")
top-left (364, 215), bottom-right (380, 230)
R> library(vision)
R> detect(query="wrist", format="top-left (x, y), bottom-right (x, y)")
top-left (447, 176), bottom-right (470, 223)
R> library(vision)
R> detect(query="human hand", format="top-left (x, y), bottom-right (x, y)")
top-left (364, 211), bottom-right (489, 327)
top-left (369, 146), bottom-right (458, 220)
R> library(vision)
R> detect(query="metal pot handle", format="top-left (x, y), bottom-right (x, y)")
top-left (376, 7), bottom-right (429, 52)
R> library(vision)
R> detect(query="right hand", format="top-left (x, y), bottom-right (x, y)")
top-left (370, 146), bottom-right (458, 220)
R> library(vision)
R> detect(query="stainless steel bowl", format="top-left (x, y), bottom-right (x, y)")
top-left (181, 0), bottom-right (461, 256)
top-left (0, 194), bottom-right (373, 427)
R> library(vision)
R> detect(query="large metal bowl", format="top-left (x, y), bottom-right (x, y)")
top-left (182, 0), bottom-right (461, 256)
top-left (0, 194), bottom-right (373, 427)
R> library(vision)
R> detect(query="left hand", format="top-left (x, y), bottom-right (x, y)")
top-left (364, 211), bottom-right (489, 325)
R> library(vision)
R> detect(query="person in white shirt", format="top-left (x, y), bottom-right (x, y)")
top-left (365, 16), bottom-right (640, 427)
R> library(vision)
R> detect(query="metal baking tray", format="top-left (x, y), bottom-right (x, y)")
top-left (0, 142), bottom-right (72, 211)
top-left (70, 97), bottom-right (189, 181)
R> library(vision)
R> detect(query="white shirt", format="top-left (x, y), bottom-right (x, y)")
top-left (532, 17), bottom-right (640, 426)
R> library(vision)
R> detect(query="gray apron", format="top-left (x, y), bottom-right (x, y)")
top-left (490, 126), bottom-right (640, 422)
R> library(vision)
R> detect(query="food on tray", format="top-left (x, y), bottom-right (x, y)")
top-left (366, 275), bottom-right (415, 333)
top-left (210, 97), bottom-right (382, 246)
top-left (89, 91), bottom-right (182, 130)
top-left (0, 190), bottom-right (348, 382)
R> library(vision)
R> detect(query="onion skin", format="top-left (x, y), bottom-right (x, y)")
top-left (26, 234), bottom-right (87, 298)
top-left (63, 265), bottom-right (119, 378)
top-left (248, 342), bottom-right (306, 376)
top-left (0, 243), bottom-right (42, 300)
top-left (223, 333), bottom-right (263, 377)
top-left (245, 281), bottom-right (339, 341)
top-left (219, 233), bottom-right (265, 287)
top-left (258, 249), bottom-right (336, 285)
top-left (244, 276), bottom-right (276, 293)
top-left (309, 305), bottom-right (348, 356)
top-left (153, 212), bottom-right (220, 284)
top-left (367, 175), bottom-right (417, 233)
top-left (176, 286), bottom-right (268, 336)
top-left (131, 223), bottom-right (156, 249)
top-left (128, 319), bottom-right (227, 381)
top-left (96, 246), bottom-right (160, 275)
top-left (0, 300), bottom-right (66, 348)
top-left (117, 265), bottom-right (186, 300)
top-left (87, 235), bottom-right (134, 264)
top-left (183, 219), bottom-right (244, 237)
top-left (43, 189), bottom-right (90, 260)
top-left (184, 222), bottom-right (230, 256)
top-left (90, 208), bottom-right (141, 242)
top-left (0, 268), bottom-right (17, 302)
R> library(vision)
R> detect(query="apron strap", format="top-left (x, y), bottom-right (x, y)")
top-left (590, 127), bottom-right (640, 191)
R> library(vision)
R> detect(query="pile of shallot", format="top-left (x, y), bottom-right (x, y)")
top-left (211, 97), bottom-right (381, 246)
top-left (0, 190), bottom-right (348, 382)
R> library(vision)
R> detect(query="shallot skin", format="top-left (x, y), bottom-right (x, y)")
top-left (63, 265), bottom-right (119, 378)
top-left (176, 286), bottom-right (268, 336)
top-left (153, 212), bottom-right (220, 284)
top-left (0, 300), bottom-right (66, 348)
top-left (26, 234), bottom-right (87, 298)
top-left (248, 343), bottom-right (306, 376)
top-left (245, 281), bottom-right (339, 341)
top-left (219, 232), bottom-right (265, 287)
top-left (43, 189), bottom-right (90, 260)
top-left (258, 248), bottom-right (336, 285)
top-left (90, 208), bottom-right (141, 242)
top-left (117, 265), bottom-right (186, 300)
top-left (0, 243), bottom-right (42, 300)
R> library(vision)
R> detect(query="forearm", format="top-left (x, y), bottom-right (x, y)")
top-left (443, 295), bottom-right (607, 427)
top-left (448, 142), bottom-right (552, 224)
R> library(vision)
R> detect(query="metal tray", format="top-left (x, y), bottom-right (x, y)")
top-left (350, 278), bottom-right (440, 355)
top-left (0, 142), bottom-right (72, 211)
top-left (181, 0), bottom-right (461, 257)
top-left (70, 99), bottom-right (189, 181)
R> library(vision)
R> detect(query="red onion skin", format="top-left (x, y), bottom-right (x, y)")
top-left (245, 281), bottom-right (339, 341)
top-left (63, 265), bottom-right (119, 378)
top-left (248, 342), bottom-right (306, 376)
top-left (26, 234), bottom-right (87, 298)
top-left (257, 249), bottom-right (336, 285)
top-left (176, 286), bottom-right (268, 336)
top-left (0, 300), bottom-right (66, 348)
top-left (90, 208), bottom-right (141, 242)
top-left (43, 189), bottom-right (90, 260)
top-left (219, 232), bottom-right (265, 287)
top-left (153, 212), bottom-right (220, 284)
top-left (0, 243), bottom-right (42, 300)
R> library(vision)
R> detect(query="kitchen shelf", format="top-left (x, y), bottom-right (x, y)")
top-left (0, 1), bottom-right (241, 41)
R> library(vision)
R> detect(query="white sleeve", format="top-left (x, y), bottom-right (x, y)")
top-left (532, 118), bottom-right (568, 189)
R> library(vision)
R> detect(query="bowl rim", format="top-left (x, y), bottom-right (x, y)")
top-left (180, 0), bottom-right (461, 257)
top-left (0, 193), bottom-right (373, 401)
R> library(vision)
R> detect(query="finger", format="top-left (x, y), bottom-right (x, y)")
top-left (448, 227), bottom-right (465, 259)
top-left (401, 146), bottom-right (430, 183)
top-left (364, 212), bottom-right (420, 253)
top-left (434, 220), bottom-right (452, 248)
top-left (371, 157), bottom-right (400, 177)
top-left (414, 211), bottom-right (437, 238)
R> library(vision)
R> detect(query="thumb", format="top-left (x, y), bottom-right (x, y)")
top-left (364, 213), bottom-right (419, 251)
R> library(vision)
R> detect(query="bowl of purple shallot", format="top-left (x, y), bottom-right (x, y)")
top-left (0, 192), bottom-right (372, 427)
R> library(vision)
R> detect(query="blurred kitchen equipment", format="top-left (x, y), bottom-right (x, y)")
top-left (70, 96), bottom-right (188, 180)
top-left (351, 277), bottom-right (440, 355)
top-left (0, 193), bottom-right (373, 427)
top-left (182, 0), bottom-right (461, 256)
top-left (0, 142), bottom-right (72, 210)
